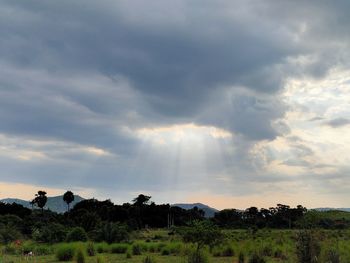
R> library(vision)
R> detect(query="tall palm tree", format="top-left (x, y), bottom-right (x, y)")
top-left (33, 190), bottom-right (47, 215)
top-left (63, 190), bottom-right (75, 212)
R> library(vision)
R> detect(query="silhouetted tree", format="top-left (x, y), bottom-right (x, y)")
top-left (63, 191), bottom-right (74, 212)
top-left (132, 194), bottom-right (151, 207)
top-left (32, 190), bottom-right (47, 215)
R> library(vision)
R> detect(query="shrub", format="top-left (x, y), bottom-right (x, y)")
top-left (296, 231), bottom-right (320, 263)
top-left (75, 248), bottom-right (86, 263)
top-left (96, 243), bottom-right (109, 253)
top-left (33, 244), bottom-right (53, 256)
top-left (56, 245), bottom-right (75, 261)
top-left (143, 255), bottom-right (156, 263)
top-left (132, 243), bottom-right (142, 255)
top-left (2, 243), bottom-right (18, 255)
top-left (66, 227), bottom-right (88, 242)
top-left (92, 222), bottom-right (129, 244)
top-left (187, 249), bottom-right (209, 263)
top-left (0, 226), bottom-right (21, 244)
top-left (32, 223), bottom-right (66, 243)
top-left (168, 242), bottom-right (182, 255)
top-left (110, 244), bottom-right (129, 254)
top-left (86, 242), bottom-right (95, 256)
top-left (248, 253), bottom-right (266, 263)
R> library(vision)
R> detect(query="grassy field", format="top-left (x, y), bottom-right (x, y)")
top-left (1, 229), bottom-right (350, 263)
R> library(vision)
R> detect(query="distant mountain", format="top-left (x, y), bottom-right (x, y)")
top-left (1, 195), bottom-right (84, 213)
top-left (172, 203), bottom-right (219, 218)
top-left (314, 208), bottom-right (350, 212)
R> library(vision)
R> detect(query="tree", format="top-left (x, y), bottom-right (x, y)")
top-left (132, 194), bottom-right (151, 207)
top-left (63, 191), bottom-right (75, 212)
top-left (180, 220), bottom-right (223, 250)
top-left (32, 190), bottom-right (47, 215)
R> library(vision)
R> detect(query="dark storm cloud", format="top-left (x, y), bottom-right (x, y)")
top-left (0, 0), bottom-right (350, 197)
top-left (1, 0), bottom-right (349, 140)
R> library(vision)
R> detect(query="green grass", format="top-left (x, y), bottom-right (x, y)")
top-left (1, 229), bottom-right (350, 263)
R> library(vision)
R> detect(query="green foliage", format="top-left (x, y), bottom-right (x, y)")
top-left (296, 230), bottom-right (320, 263)
top-left (75, 247), bottom-right (86, 263)
top-left (110, 243), bottom-right (129, 254)
top-left (86, 241), bottom-right (95, 256)
top-left (95, 242), bottom-right (109, 253)
top-left (66, 227), bottom-right (88, 242)
top-left (187, 249), bottom-right (209, 263)
top-left (96, 255), bottom-right (106, 263)
top-left (92, 222), bottom-right (129, 244)
top-left (132, 242), bottom-right (142, 255)
top-left (0, 226), bottom-right (21, 244)
top-left (212, 244), bottom-right (235, 257)
top-left (179, 220), bottom-right (223, 249)
top-left (143, 255), bottom-right (157, 263)
top-left (2, 243), bottom-right (18, 255)
top-left (32, 223), bottom-right (66, 243)
top-left (56, 244), bottom-right (76, 261)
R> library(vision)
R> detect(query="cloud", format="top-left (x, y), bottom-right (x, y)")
top-left (324, 118), bottom-right (350, 128)
top-left (0, 1), bottom-right (350, 206)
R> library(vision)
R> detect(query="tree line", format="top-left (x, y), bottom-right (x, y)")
top-left (0, 190), bottom-right (349, 244)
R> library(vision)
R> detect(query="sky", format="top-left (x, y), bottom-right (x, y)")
top-left (0, 0), bottom-right (349, 209)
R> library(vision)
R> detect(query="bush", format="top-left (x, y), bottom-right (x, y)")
top-left (75, 248), bottom-right (86, 263)
top-left (0, 226), bottom-right (21, 244)
top-left (56, 245), bottom-right (76, 261)
top-left (32, 223), bottom-right (66, 243)
top-left (86, 242), bottom-right (95, 256)
top-left (66, 227), bottom-right (88, 242)
top-left (110, 244), bottom-right (129, 254)
top-left (132, 243), bottom-right (142, 255)
top-left (248, 253), bottom-right (266, 263)
top-left (143, 255), bottom-right (156, 263)
top-left (296, 231), bottom-right (320, 263)
top-left (33, 245), bottom-right (53, 256)
top-left (2, 243), bottom-right (18, 255)
top-left (92, 222), bottom-right (129, 244)
top-left (96, 243), bottom-right (109, 253)
top-left (187, 249), bottom-right (209, 263)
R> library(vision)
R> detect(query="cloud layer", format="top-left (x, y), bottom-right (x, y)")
top-left (0, 0), bottom-right (349, 208)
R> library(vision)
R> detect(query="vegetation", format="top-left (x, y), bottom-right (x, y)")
top-left (1, 191), bottom-right (350, 262)
top-left (63, 191), bottom-right (74, 212)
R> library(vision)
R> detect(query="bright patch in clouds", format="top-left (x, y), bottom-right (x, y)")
top-left (137, 123), bottom-right (232, 144)
top-left (0, 1), bottom-right (350, 208)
